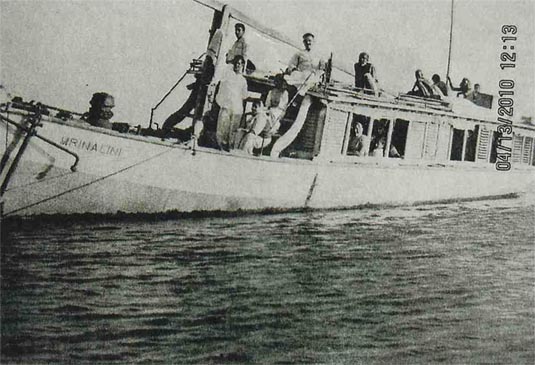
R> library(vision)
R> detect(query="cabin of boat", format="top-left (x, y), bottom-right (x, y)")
top-left (163, 0), bottom-right (535, 171)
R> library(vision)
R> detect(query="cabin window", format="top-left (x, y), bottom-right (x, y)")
top-left (346, 114), bottom-right (370, 156)
top-left (450, 128), bottom-right (465, 161)
top-left (464, 126), bottom-right (478, 162)
top-left (449, 127), bottom-right (477, 162)
top-left (369, 119), bottom-right (390, 157)
top-left (391, 119), bottom-right (409, 158)
top-left (345, 116), bottom-right (408, 159)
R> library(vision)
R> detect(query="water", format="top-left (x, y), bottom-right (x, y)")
top-left (1, 196), bottom-right (534, 364)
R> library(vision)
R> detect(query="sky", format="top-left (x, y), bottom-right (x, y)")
top-left (1, 0), bottom-right (533, 126)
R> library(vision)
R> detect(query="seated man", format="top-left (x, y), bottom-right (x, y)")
top-left (408, 69), bottom-right (435, 98)
top-left (236, 100), bottom-right (269, 154)
top-left (447, 76), bottom-right (472, 98)
top-left (431, 74), bottom-right (448, 96)
top-left (84, 92), bottom-right (114, 129)
top-left (354, 52), bottom-right (378, 96)
top-left (265, 74), bottom-right (289, 129)
top-left (284, 32), bottom-right (325, 95)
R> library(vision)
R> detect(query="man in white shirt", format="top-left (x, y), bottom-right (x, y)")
top-left (287, 33), bottom-right (324, 73)
top-left (226, 23), bottom-right (248, 65)
top-left (285, 33), bottom-right (325, 94)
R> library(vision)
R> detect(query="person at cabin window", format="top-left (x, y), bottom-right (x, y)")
top-left (447, 76), bottom-right (472, 98)
top-left (347, 122), bottom-right (369, 156)
top-left (214, 55), bottom-right (248, 151)
top-left (354, 52), bottom-right (379, 97)
top-left (369, 125), bottom-right (401, 158)
top-left (431, 74), bottom-right (448, 97)
top-left (409, 69), bottom-right (435, 98)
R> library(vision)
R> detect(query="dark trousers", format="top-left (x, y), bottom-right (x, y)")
top-left (162, 88), bottom-right (198, 132)
top-left (162, 57), bottom-right (214, 133)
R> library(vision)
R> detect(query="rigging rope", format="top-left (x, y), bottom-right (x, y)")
top-left (4, 148), bottom-right (175, 216)
top-left (4, 171), bottom-right (72, 192)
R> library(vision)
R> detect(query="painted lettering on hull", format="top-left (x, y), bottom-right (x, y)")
top-left (60, 136), bottom-right (122, 157)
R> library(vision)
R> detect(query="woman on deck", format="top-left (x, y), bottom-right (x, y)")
top-left (214, 55), bottom-right (248, 150)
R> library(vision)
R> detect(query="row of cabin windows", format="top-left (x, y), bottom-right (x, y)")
top-left (343, 115), bottom-right (409, 158)
top-left (340, 114), bottom-right (535, 166)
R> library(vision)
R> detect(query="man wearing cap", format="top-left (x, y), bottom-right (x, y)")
top-left (287, 33), bottom-right (325, 74)
top-left (284, 32), bottom-right (325, 95)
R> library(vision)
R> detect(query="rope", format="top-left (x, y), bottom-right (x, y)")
top-left (3, 171), bottom-right (72, 192)
top-left (4, 148), bottom-right (174, 216)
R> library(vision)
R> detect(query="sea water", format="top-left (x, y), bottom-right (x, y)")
top-left (1, 195), bottom-right (534, 364)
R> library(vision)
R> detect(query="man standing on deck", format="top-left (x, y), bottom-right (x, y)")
top-left (226, 23), bottom-right (249, 67)
top-left (354, 52), bottom-right (379, 96)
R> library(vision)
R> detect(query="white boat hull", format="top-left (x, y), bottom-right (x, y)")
top-left (1, 119), bottom-right (533, 217)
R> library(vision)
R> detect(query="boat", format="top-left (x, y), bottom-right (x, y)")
top-left (1, 0), bottom-right (534, 218)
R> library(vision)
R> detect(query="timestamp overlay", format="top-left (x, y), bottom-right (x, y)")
top-left (495, 25), bottom-right (517, 171)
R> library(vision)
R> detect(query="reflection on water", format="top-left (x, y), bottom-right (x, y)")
top-left (1, 196), bottom-right (534, 364)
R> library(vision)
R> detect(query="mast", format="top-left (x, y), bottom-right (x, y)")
top-left (446, 0), bottom-right (454, 81)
